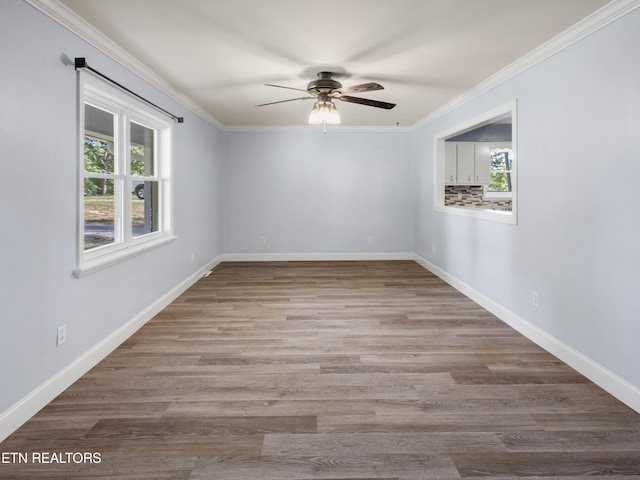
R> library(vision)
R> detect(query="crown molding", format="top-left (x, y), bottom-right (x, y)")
top-left (24, 0), bottom-right (640, 132)
top-left (23, 0), bottom-right (224, 129)
top-left (412, 0), bottom-right (640, 130)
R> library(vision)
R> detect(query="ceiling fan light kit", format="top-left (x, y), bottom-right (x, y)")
top-left (259, 71), bottom-right (395, 127)
top-left (308, 100), bottom-right (340, 125)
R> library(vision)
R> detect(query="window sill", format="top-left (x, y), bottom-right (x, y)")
top-left (434, 204), bottom-right (517, 225)
top-left (483, 194), bottom-right (513, 201)
top-left (73, 235), bottom-right (177, 278)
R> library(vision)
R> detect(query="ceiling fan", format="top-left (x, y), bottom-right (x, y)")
top-left (256, 71), bottom-right (396, 125)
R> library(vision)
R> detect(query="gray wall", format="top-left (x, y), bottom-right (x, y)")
top-left (222, 131), bottom-right (414, 255)
top-left (0, 1), bottom-right (224, 414)
top-left (414, 7), bottom-right (640, 387)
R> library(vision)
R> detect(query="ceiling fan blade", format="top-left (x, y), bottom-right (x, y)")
top-left (338, 82), bottom-right (384, 94)
top-left (265, 83), bottom-right (309, 93)
top-left (255, 97), bottom-right (314, 107)
top-left (338, 95), bottom-right (396, 110)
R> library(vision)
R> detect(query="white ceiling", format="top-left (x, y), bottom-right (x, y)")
top-left (57, 0), bottom-right (610, 128)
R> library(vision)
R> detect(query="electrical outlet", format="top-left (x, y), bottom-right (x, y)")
top-left (457, 193), bottom-right (463, 200)
top-left (57, 324), bottom-right (66, 347)
top-left (190, 252), bottom-right (195, 262)
top-left (368, 236), bottom-right (374, 245)
top-left (432, 244), bottom-right (436, 254)
top-left (260, 236), bottom-right (267, 245)
top-left (532, 291), bottom-right (539, 307)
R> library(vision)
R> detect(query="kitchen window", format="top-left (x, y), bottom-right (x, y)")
top-left (485, 144), bottom-right (513, 199)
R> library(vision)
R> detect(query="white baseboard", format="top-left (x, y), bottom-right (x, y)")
top-left (221, 252), bottom-right (415, 262)
top-left (0, 255), bottom-right (222, 443)
top-left (414, 254), bottom-right (640, 414)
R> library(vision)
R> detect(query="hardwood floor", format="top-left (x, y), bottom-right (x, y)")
top-left (1, 261), bottom-right (639, 479)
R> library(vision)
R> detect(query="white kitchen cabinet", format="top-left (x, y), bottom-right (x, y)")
top-left (444, 141), bottom-right (491, 185)
top-left (456, 143), bottom-right (475, 184)
top-left (444, 142), bottom-right (457, 184)
top-left (474, 143), bottom-right (492, 184)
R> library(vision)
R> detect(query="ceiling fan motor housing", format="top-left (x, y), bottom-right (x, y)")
top-left (307, 71), bottom-right (342, 94)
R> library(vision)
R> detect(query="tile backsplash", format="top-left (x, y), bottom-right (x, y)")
top-left (444, 185), bottom-right (512, 211)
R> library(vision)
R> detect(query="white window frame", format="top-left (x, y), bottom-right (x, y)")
top-left (74, 71), bottom-right (175, 277)
top-left (434, 100), bottom-right (517, 225)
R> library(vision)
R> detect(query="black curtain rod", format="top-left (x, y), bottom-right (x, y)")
top-left (74, 57), bottom-right (184, 123)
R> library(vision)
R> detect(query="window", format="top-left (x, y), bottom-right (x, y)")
top-left (75, 72), bottom-right (174, 277)
top-left (484, 144), bottom-right (513, 199)
top-left (434, 100), bottom-right (517, 224)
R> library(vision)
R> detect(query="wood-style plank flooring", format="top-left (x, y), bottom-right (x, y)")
top-left (2, 261), bottom-right (639, 479)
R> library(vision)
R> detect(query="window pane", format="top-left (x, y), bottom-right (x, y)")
top-left (490, 151), bottom-right (507, 171)
top-left (130, 122), bottom-right (155, 176)
top-left (84, 104), bottom-right (115, 174)
top-left (132, 180), bottom-right (159, 238)
top-left (84, 179), bottom-right (115, 250)
top-left (488, 149), bottom-right (513, 192)
top-left (488, 173), bottom-right (509, 192)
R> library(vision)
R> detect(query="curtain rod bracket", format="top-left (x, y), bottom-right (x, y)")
top-left (74, 57), bottom-right (184, 123)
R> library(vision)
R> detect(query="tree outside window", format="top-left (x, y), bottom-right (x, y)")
top-left (488, 148), bottom-right (512, 193)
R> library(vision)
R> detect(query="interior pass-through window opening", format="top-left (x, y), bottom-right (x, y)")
top-left (434, 100), bottom-right (517, 225)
